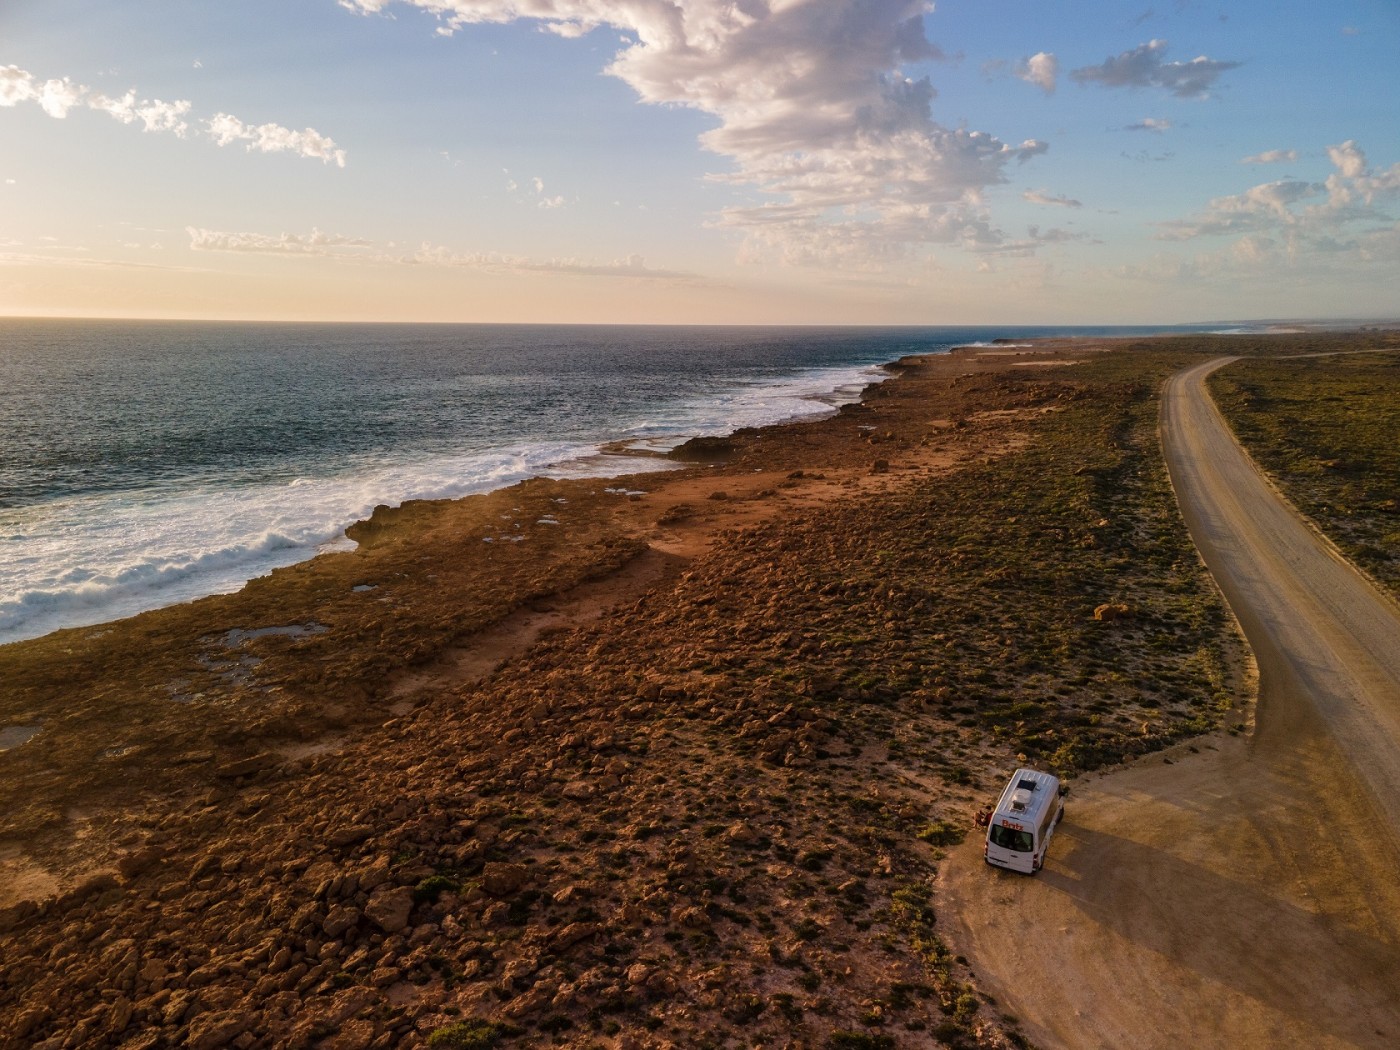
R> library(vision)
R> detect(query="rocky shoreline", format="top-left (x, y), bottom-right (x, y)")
top-left (1, 337), bottom-right (1255, 1049)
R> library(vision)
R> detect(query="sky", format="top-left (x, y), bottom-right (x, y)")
top-left (2, 0), bottom-right (1398, 325)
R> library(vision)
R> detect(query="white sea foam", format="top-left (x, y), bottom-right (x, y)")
top-left (1208, 325), bottom-right (1299, 335)
top-left (0, 441), bottom-right (615, 645)
top-left (616, 363), bottom-right (889, 452)
top-left (0, 361), bottom-right (891, 646)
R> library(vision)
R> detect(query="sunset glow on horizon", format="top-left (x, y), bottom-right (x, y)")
top-left (3, 0), bottom-right (1398, 325)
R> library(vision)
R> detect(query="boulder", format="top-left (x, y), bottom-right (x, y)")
top-left (1093, 602), bottom-right (1132, 622)
top-left (186, 1011), bottom-right (247, 1050)
top-left (11, 1005), bottom-right (51, 1040)
top-left (364, 887), bottom-right (414, 934)
top-left (320, 1018), bottom-right (377, 1050)
top-left (725, 822), bottom-right (757, 845)
top-left (214, 753), bottom-right (278, 779)
top-left (322, 904), bottom-right (360, 939)
top-left (105, 997), bottom-right (134, 1034)
top-left (358, 857), bottom-right (391, 891)
top-left (549, 922), bottom-right (601, 951)
top-left (675, 905), bottom-right (710, 929)
top-left (667, 435), bottom-right (735, 462)
top-left (328, 824), bottom-right (375, 848)
top-left (117, 846), bottom-right (164, 879)
top-left (551, 883), bottom-right (589, 906)
top-left (482, 862), bottom-right (529, 898)
top-left (646, 970), bottom-right (679, 994)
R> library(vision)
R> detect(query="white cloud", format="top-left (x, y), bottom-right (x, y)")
top-left (187, 225), bottom-right (693, 279)
top-left (1023, 189), bottom-right (1082, 208)
top-left (409, 242), bottom-right (696, 279)
top-left (1, 65), bottom-right (86, 117)
top-left (1117, 212), bottom-right (1400, 290)
top-left (1241, 149), bottom-right (1298, 165)
top-left (204, 114), bottom-right (346, 166)
top-left (37, 77), bottom-right (87, 118)
top-left (0, 66), bottom-right (32, 106)
top-left (519, 253), bottom-right (692, 278)
top-left (1027, 225), bottom-right (1083, 244)
top-left (186, 227), bottom-right (374, 255)
top-left (1017, 52), bottom-right (1058, 95)
top-left (525, 176), bottom-right (565, 207)
top-left (1155, 141), bottom-right (1400, 267)
top-left (0, 245), bottom-right (212, 273)
top-left (340, 1), bottom-right (1051, 267)
top-left (1, 62), bottom-right (345, 165)
top-left (1327, 140), bottom-right (1367, 179)
top-left (1325, 141), bottom-right (1400, 206)
top-left (1121, 148), bottom-right (1173, 164)
top-left (89, 91), bottom-right (192, 134)
top-left (1070, 39), bottom-right (1240, 99)
top-left (1157, 179), bottom-right (1323, 240)
top-left (1125, 117), bottom-right (1172, 133)
top-left (506, 173), bottom-right (567, 208)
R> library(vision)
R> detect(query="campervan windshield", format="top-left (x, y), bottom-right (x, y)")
top-left (989, 824), bottom-right (1034, 853)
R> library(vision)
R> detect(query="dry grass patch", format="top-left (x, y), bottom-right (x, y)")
top-left (1208, 340), bottom-right (1400, 597)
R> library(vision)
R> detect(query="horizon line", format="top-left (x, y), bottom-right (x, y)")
top-left (2, 313), bottom-right (1392, 330)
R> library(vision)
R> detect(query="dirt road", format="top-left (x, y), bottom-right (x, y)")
top-left (941, 356), bottom-right (1400, 1049)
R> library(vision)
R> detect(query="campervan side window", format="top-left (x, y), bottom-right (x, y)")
top-left (989, 824), bottom-right (1034, 853)
top-left (1037, 803), bottom-right (1056, 841)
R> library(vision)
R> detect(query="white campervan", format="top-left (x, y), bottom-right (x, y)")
top-left (983, 767), bottom-right (1065, 874)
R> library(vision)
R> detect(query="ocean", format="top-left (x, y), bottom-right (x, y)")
top-left (0, 320), bottom-right (1190, 645)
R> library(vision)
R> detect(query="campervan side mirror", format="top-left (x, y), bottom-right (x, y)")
top-left (1058, 785), bottom-right (1069, 797)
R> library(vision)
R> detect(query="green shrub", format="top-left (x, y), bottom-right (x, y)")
top-left (413, 874), bottom-right (461, 904)
top-left (829, 1032), bottom-right (895, 1049)
top-left (426, 1019), bottom-right (521, 1049)
top-left (915, 820), bottom-right (965, 847)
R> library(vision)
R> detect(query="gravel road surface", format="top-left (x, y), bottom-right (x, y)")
top-left (942, 356), bottom-right (1400, 1049)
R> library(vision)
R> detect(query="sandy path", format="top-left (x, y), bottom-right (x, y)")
top-left (941, 357), bottom-right (1400, 1049)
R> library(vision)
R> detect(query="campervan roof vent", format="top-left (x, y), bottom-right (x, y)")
top-left (1017, 778), bottom-right (1039, 792)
